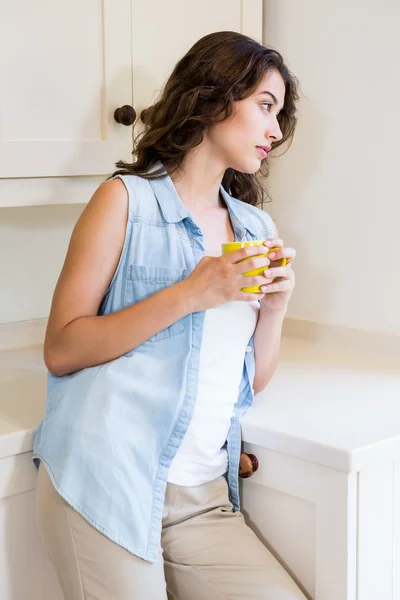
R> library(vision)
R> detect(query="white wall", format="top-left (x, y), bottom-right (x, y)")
top-left (264, 0), bottom-right (400, 335)
top-left (0, 205), bottom-right (83, 324)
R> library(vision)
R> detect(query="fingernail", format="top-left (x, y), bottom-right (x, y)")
top-left (264, 270), bottom-right (273, 278)
top-left (269, 252), bottom-right (276, 259)
top-left (265, 240), bottom-right (272, 246)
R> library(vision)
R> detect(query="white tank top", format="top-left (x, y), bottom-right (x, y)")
top-left (167, 300), bottom-right (259, 486)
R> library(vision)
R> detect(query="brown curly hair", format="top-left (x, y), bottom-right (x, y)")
top-left (111, 31), bottom-right (299, 207)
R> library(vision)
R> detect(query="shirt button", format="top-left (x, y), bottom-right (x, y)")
top-left (246, 346), bottom-right (252, 353)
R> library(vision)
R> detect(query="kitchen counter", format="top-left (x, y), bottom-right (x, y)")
top-left (0, 345), bottom-right (47, 460)
top-left (1, 338), bottom-right (399, 471)
top-left (241, 337), bottom-right (400, 473)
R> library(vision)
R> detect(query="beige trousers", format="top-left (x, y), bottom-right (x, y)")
top-left (35, 464), bottom-right (307, 600)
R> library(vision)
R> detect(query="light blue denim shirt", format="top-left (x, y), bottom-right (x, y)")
top-left (33, 164), bottom-right (275, 562)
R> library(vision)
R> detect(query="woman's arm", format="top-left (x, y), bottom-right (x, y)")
top-left (252, 309), bottom-right (285, 395)
top-left (44, 179), bottom-right (193, 377)
top-left (252, 226), bottom-right (296, 394)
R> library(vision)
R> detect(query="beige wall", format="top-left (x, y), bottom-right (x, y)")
top-left (0, 205), bottom-right (83, 324)
top-left (263, 0), bottom-right (400, 335)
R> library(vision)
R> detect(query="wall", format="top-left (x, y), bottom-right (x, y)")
top-left (263, 0), bottom-right (400, 335)
top-left (0, 205), bottom-right (83, 324)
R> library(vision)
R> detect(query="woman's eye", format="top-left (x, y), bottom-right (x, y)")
top-left (262, 103), bottom-right (272, 112)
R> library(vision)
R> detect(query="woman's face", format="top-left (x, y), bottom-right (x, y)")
top-left (206, 69), bottom-right (286, 174)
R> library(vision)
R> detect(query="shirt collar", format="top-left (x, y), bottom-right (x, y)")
top-left (148, 162), bottom-right (249, 241)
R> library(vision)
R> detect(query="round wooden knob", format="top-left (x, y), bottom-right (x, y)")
top-left (239, 453), bottom-right (259, 478)
top-left (113, 105), bottom-right (136, 126)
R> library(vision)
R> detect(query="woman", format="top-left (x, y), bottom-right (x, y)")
top-left (34, 31), bottom-right (304, 600)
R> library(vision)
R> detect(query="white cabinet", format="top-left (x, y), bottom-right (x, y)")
top-left (0, 453), bottom-right (64, 600)
top-left (0, 0), bottom-right (133, 178)
top-left (241, 446), bottom-right (400, 600)
top-left (240, 444), bottom-right (358, 600)
top-left (0, 0), bottom-right (262, 206)
top-left (240, 337), bottom-right (400, 600)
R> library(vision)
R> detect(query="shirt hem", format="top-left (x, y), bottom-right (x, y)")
top-left (32, 453), bottom-right (160, 564)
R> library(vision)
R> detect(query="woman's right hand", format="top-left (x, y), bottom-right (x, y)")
top-left (183, 246), bottom-right (272, 312)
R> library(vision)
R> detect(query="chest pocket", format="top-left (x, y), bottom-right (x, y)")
top-left (125, 264), bottom-right (187, 342)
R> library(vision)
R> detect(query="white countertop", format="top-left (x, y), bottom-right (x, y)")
top-left (241, 338), bottom-right (400, 472)
top-left (0, 345), bottom-right (47, 460)
top-left (0, 340), bottom-right (399, 472)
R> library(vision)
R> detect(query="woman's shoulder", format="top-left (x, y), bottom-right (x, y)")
top-left (99, 173), bottom-right (151, 207)
top-left (105, 172), bottom-right (142, 191)
top-left (99, 176), bottom-right (128, 194)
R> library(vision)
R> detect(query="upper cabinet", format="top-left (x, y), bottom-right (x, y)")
top-left (0, 0), bottom-right (133, 178)
top-left (0, 0), bottom-right (262, 201)
top-left (131, 0), bottom-right (262, 120)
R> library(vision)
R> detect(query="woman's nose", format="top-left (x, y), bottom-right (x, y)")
top-left (267, 118), bottom-right (283, 143)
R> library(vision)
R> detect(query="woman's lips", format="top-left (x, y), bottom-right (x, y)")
top-left (256, 146), bottom-right (271, 159)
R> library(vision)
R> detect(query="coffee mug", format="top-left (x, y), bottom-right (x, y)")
top-left (221, 240), bottom-right (287, 293)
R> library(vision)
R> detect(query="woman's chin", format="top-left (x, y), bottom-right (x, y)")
top-left (229, 158), bottom-right (261, 175)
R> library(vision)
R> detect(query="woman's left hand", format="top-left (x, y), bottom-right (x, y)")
top-left (259, 238), bottom-right (296, 315)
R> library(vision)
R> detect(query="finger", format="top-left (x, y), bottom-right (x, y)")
top-left (263, 238), bottom-right (284, 250)
top-left (263, 266), bottom-right (291, 281)
top-left (266, 247), bottom-right (296, 264)
top-left (239, 275), bottom-right (268, 288)
top-left (233, 256), bottom-right (270, 275)
top-left (261, 279), bottom-right (293, 293)
top-left (238, 291), bottom-right (266, 302)
top-left (225, 245), bottom-right (270, 264)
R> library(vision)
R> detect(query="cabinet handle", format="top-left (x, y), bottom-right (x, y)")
top-left (114, 105), bottom-right (136, 126)
top-left (239, 453), bottom-right (259, 478)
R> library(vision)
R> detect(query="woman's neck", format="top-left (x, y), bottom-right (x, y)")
top-left (169, 144), bottom-right (227, 212)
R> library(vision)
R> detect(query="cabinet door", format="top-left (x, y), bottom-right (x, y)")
top-left (0, 0), bottom-right (261, 181)
top-left (0, 0), bottom-right (133, 178)
top-left (131, 0), bottom-right (262, 120)
top-left (0, 488), bottom-right (65, 600)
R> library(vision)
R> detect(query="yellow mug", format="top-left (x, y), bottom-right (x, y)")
top-left (221, 240), bottom-right (287, 293)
